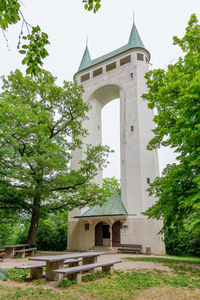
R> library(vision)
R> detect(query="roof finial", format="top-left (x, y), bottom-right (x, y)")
top-left (133, 11), bottom-right (135, 24)
top-left (86, 36), bottom-right (88, 47)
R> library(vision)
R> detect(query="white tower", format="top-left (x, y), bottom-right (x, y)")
top-left (68, 21), bottom-right (165, 254)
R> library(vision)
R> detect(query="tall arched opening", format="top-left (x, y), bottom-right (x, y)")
top-left (102, 98), bottom-right (120, 178)
top-left (88, 84), bottom-right (121, 180)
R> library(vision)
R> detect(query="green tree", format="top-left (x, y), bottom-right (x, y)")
top-left (0, 0), bottom-right (101, 75)
top-left (12, 210), bottom-right (69, 251)
top-left (102, 177), bottom-right (121, 196)
top-left (143, 14), bottom-right (200, 255)
top-left (36, 210), bottom-right (68, 251)
top-left (0, 69), bottom-right (110, 244)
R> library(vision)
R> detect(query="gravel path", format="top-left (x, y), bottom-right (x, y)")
top-left (98, 253), bottom-right (171, 272)
top-left (0, 252), bottom-right (171, 272)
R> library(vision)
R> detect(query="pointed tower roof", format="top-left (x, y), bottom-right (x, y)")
top-left (76, 21), bottom-right (149, 74)
top-left (78, 45), bottom-right (91, 72)
top-left (128, 22), bottom-right (144, 48)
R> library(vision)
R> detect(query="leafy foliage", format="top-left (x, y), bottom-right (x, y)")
top-left (35, 210), bottom-right (68, 251)
top-left (0, 0), bottom-right (20, 29)
top-left (0, 209), bottom-right (68, 251)
top-left (8, 269), bottom-right (29, 282)
top-left (102, 177), bottom-right (121, 196)
top-left (0, 69), bottom-right (110, 243)
top-left (0, 211), bottom-right (22, 246)
top-left (20, 26), bottom-right (50, 75)
top-left (0, 0), bottom-right (102, 75)
top-left (82, 0), bottom-right (101, 13)
top-left (143, 14), bottom-right (200, 256)
top-left (0, 1), bottom-right (49, 75)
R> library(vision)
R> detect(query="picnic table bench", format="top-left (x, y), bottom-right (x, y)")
top-left (53, 260), bottom-right (121, 283)
top-left (15, 247), bottom-right (37, 258)
top-left (118, 244), bottom-right (142, 254)
top-left (15, 258), bottom-right (82, 279)
top-left (29, 252), bottom-right (108, 281)
top-left (2, 244), bottom-right (31, 258)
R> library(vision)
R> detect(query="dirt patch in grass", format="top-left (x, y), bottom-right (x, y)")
top-left (135, 286), bottom-right (200, 300)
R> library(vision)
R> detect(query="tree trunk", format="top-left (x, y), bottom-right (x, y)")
top-left (28, 197), bottom-right (40, 244)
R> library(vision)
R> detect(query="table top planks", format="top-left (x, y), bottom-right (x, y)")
top-left (29, 252), bottom-right (108, 262)
top-left (2, 244), bottom-right (30, 249)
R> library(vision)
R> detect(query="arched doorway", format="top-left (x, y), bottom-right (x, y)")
top-left (112, 221), bottom-right (120, 247)
top-left (95, 222), bottom-right (110, 246)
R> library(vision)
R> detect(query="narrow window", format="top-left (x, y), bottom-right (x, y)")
top-left (147, 178), bottom-right (150, 184)
top-left (120, 55), bottom-right (131, 66)
top-left (130, 73), bottom-right (134, 78)
top-left (106, 62), bottom-right (116, 72)
top-left (131, 125), bottom-right (134, 132)
top-left (146, 56), bottom-right (148, 63)
top-left (93, 68), bottom-right (103, 77)
top-left (85, 224), bottom-right (89, 230)
top-left (137, 53), bottom-right (144, 61)
top-left (81, 73), bottom-right (90, 82)
top-left (98, 125), bottom-right (100, 130)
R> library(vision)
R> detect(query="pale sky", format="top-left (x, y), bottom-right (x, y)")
top-left (1, 0), bottom-right (200, 178)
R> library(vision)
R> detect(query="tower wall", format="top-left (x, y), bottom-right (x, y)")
top-left (68, 48), bottom-right (165, 254)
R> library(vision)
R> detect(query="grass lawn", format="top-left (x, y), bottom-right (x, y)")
top-left (0, 255), bottom-right (200, 299)
top-left (123, 256), bottom-right (200, 265)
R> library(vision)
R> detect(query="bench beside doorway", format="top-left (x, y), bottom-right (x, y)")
top-left (118, 244), bottom-right (142, 254)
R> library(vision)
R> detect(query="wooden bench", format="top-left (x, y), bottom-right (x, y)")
top-left (15, 264), bottom-right (45, 279)
top-left (15, 258), bottom-right (82, 279)
top-left (15, 247), bottom-right (37, 258)
top-left (118, 244), bottom-right (142, 254)
top-left (53, 260), bottom-right (121, 283)
top-left (64, 258), bottom-right (82, 267)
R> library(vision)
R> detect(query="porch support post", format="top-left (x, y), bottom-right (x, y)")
top-left (108, 219), bottom-right (114, 248)
top-left (110, 225), bottom-right (112, 248)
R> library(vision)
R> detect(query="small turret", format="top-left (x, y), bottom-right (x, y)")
top-left (127, 22), bottom-right (145, 48)
top-left (78, 45), bottom-right (91, 72)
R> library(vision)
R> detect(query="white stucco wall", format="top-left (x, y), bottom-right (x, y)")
top-left (68, 47), bottom-right (165, 254)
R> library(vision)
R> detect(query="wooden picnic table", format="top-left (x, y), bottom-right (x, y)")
top-left (2, 244), bottom-right (30, 258)
top-left (29, 251), bottom-right (107, 281)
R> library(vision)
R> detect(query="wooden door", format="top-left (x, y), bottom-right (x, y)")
top-left (95, 222), bottom-right (103, 246)
top-left (112, 221), bottom-right (120, 247)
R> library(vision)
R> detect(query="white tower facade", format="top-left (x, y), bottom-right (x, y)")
top-left (68, 21), bottom-right (165, 254)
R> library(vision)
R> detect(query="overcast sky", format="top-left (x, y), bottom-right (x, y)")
top-left (1, 0), bottom-right (200, 178)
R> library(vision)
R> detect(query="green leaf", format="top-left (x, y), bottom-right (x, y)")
top-left (26, 66), bottom-right (33, 74)
top-left (22, 57), bottom-right (28, 65)
top-left (19, 50), bottom-right (26, 54)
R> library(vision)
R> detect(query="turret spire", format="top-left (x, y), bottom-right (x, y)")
top-left (133, 11), bottom-right (135, 24)
top-left (128, 20), bottom-right (144, 48)
top-left (78, 44), bottom-right (91, 72)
